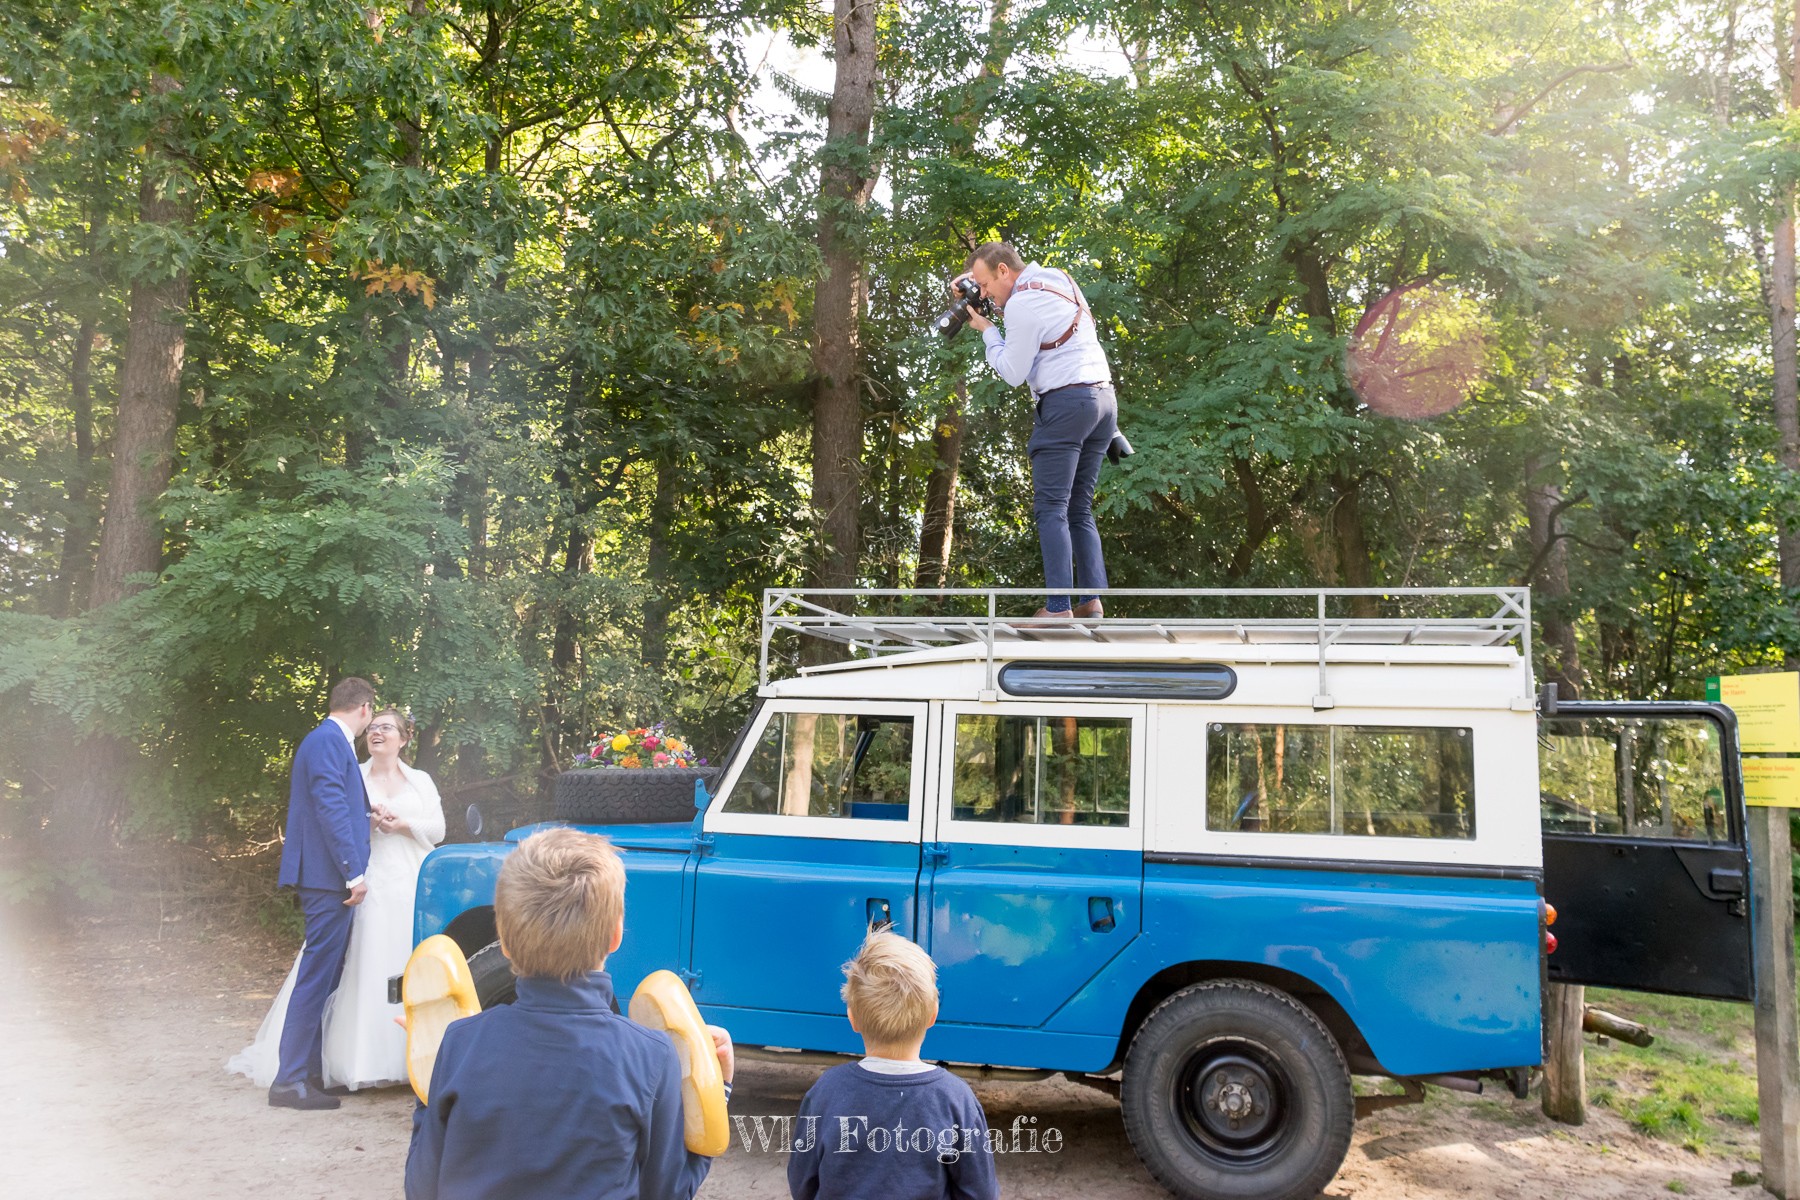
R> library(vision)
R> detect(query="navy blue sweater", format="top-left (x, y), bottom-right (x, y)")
top-left (405, 971), bottom-right (711, 1200)
top-left (787, 1063), bottom-right (998, 1200)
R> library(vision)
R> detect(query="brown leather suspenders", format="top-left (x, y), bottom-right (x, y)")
top-left (1019, 269), bottom-right (1089, 350)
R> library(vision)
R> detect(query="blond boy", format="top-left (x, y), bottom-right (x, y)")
top-left (787, 930), bottom-right (998, 1200)
top-left (406, 828), bottom-right (733, 1200)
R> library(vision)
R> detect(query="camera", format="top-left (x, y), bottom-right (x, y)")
top-left (932, 277), bottom-right (996, 339)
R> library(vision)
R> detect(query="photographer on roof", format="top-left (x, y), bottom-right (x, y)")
top-left (955, 242), bottom-right (1117, 619)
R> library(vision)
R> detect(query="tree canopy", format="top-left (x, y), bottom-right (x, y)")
top-left (2, 0), bottom-right (1796, 864)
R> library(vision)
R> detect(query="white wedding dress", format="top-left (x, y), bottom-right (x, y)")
top-left (227, 760), bottom-right (446, 1090)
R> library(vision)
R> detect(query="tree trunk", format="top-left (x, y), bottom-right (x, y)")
top-left (463, 338), bottom-right (493, 581)
top-left (913, 4), bottom-right (1012, 589)
top-left (50, 317), bottom-right (99, 617)
top-left (1760, 11), bottom-right (1800, 1192)
top-left (807, 0), bottom-right (881, 603)
top-left (642, 455), bottom-right (678, 671)
top-left (368, 0), bottom-right (427, 463)
top-left (542, 365), bottom-right (593, 766)
top-left (345, 309), bottom-right (377, 470)
top-left (1777, 0), bottom-right (1800, 636)
top-left (58, 79), bottom-right (192, 862)
top-left (1524, 464), bottom-right (1585, 699)
top-left (916, 383), bottom-right (966, 590)
top-left (1329, 472), bottom-right (1378, 617)
top-left (1776, 207), bottom-right (1800, 621)
top-left (90, 184), bottom-right (189, 605)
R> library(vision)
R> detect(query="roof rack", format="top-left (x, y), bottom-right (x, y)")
top-left (760, 587), bottom-right (1534, 708)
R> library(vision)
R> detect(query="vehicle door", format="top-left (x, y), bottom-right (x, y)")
top-left (925, 701), bottom-right (1146, 1027)
top-left (689, 700), bottom-right (927, 1017)
top-left (1539, 700), bottom-right (1752, 1000)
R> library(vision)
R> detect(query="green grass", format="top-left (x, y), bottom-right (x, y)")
top-left (1582, 985), bottom-right (1759, 1154)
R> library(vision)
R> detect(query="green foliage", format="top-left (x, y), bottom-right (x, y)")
top-left (3, 0), bottom-right (1800, 858)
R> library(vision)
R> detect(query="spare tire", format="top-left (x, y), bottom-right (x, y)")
top-left (553, 767), bottom-right (712, 824)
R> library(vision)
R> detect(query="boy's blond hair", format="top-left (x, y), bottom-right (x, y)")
top-left (840, 929), bottom-right (939, 1045)
top-left (495, 828), bottom-right (625, 983)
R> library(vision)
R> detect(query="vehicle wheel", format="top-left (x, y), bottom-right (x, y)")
top-left (553, 768), bottom-right (713, 824)
top-left (1121, 980), bottom-right (1353, 1200)
top-left (467, 941), bottom-right (517, 1009)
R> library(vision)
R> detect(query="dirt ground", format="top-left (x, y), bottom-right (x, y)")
top-left (0, 899), bottom-right (1765, 1200)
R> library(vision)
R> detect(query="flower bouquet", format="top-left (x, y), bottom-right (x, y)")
top-left (573, 723), bottom-right (704, 770)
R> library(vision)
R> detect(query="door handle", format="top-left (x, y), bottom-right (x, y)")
top-left (867, 898), bottom-right (893, 930)
top-left (1088, 896), bottom-right (1116, 933)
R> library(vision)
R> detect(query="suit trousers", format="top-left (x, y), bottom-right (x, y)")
top-left (1028, 382), bottom-right (1117, 612)
top-left (275, 886), bottom-right (354, 1089)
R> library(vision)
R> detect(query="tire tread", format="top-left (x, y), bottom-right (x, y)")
top-left (552, 768), bottom-right (711, 824)
top-left (1121, 979), bottom-right (1353, 1200)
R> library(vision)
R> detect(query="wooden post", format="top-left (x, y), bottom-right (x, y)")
top-left (1753, 808), bottom-right (1800, 1199)
top-left (1541, 981), bottom-right (1586, 1124)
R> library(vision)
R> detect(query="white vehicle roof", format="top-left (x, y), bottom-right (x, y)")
top-left (759, 587), bottom-right (1536, 712)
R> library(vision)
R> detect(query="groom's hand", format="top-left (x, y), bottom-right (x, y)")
top-left (345, 882), bottom-right (369, 906)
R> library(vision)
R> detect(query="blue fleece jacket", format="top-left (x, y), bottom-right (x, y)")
top-left (405, 971), bottom-right (710, 1200)
top-left (787, 1063), bottom-right (998, 1200)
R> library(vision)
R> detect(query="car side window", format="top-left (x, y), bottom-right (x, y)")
top-left (1207, 722), bottom-right (1475, 839)
top-left (723, 712), bottom-right (913, 819)
top-left (951, 713), bottom-right (1131, 827)
top-left (1539, 716), bottom-right (1726, 842)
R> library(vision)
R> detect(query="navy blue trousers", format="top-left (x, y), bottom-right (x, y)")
top-left (275, 885), bottom-right (354, 1089)
top-left (1028, 383), bottom-right (1117, 612)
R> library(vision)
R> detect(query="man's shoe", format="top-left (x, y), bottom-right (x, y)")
top-left (1073, 599), bottom-right (1104, 619)
top-left (269, 1082), bottom-right (340, 1111)
top-left (1032, 607), bottom-right (1074, 619)
top-left (309, 1078), bottom-right (351, 1098)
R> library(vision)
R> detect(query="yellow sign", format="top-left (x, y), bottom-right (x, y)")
top-left (1744, 756), bottom-right (1800, 808)
top-left (1718, 672), bottom-right (1800, 754)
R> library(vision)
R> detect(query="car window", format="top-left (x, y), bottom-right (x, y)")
top-left (951, 713), bottom-right (1131, 827)
top-left (722, 712), bottom-right (913, 819)
top-left (1539, 716), bottom-right (1726, 842)
top-left (1206, 723), bottom-right (1475, 839)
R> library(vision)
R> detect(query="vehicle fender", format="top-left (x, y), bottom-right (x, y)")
top-left (414, 841), bottom-right (512, 946)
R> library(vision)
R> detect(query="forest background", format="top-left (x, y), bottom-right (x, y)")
top-left (4, 0), bottom-right (1800, 890)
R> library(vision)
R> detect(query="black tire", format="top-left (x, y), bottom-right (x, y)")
top-left (1121, 980), bottom-right (1354, 1200)
top-left (552, 767), bottom-right (712, 824)
top-left (467, 941), bottom-right (517, 1009)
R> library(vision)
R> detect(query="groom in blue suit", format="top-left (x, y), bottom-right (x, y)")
top-left (271, 676), bottom-right (376, 1110)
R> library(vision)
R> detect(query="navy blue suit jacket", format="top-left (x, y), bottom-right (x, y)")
top-left (277, 719), bottom-right (370, 890)
top-left (406, 972), bottom-right (712, 1200)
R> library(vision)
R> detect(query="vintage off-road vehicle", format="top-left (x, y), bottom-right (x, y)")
top-left (412, 587), bottom-right (1752, 1200)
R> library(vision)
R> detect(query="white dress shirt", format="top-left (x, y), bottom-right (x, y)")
top-left (859, 1055), bottom-right (938, 1075)
top-left (980, 263), bottom-right (1112, 396)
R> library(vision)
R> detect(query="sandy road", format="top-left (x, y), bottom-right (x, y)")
top-left (0, 903), bottom-right (1760, 1200)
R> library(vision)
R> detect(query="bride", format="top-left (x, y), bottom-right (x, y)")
top-left (229, 707), bottom-right (446, 1090)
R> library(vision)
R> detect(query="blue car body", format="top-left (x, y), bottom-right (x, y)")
top-left (416, 807), bottom-right (1542, 1078)
top-left (414, 589), bottom-right (1747, 1092)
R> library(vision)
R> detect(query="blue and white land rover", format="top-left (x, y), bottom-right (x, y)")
top-left (412, 587), bottom-right (1752, 1200)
